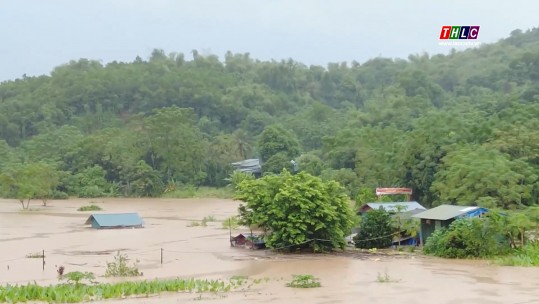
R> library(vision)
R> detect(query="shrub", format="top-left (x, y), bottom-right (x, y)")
top-left (424, 218), bottom-right (509, 258)
top-left (77, 204), bottom-right (102, 211)
top-left (496, 242), bottom-right (539, 266)
top-left (60, 271), bottom-right (97, 286)
top-left (286, 275), bottom-right (321, 288)
top-left (104, 251), bottom-right (142, 277)
top-left (354, 208), bottom-right (393, 249)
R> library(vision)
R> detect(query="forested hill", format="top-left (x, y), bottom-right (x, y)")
top-left (1, 28), bottom-right (539, 208)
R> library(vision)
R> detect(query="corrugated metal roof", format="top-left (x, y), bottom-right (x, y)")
top-left (364, 201), bottom-right (426, 213)
top-left (231, 159), bottom-right (261, 174)
top-left (412, 205), bottom-right (480, 221)
top-left (85, 213), bottom-right (144, 228)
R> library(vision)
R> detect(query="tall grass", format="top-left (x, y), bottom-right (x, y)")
top-left (495, 243), bottom-right (539, 266)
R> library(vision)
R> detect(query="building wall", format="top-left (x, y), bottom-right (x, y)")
top-left (420, 218), bottom-right (458, 245)
top-left (420, 219), bottom-right (436, 244)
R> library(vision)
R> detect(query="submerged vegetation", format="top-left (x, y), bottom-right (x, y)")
top-left (77, 204), bottom-right (102, 211)
top-left (286, 275), bottom-right (321, 288)
top-left (104, 252), bottom-right (142, 277)
top-left (376, 270), bottom-right (400, 283)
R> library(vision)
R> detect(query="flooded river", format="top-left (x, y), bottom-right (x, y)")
top-left (1, 198), bottom-right (538, 303)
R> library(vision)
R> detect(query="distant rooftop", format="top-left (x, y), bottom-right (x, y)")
top-left (412, 205), bottom-right (484, 221)
top-left (231, 158), bottom-right (261, 174)
top-left (85, 213), bottom-right (144, 228)
top-left (362, 201), bottom-right (426, 213)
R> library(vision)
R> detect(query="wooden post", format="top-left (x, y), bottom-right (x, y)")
top-left (42, 250), bottom-right (45, 271)
top-left (160, 248), bottom-right (163, 265)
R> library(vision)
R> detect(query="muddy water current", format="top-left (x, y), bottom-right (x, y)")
top-left (1, 198), bottom-right (538, 303)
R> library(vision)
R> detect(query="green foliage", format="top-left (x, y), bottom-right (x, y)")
top-left (262, 152), bottom-right (295, 174)
top-left (496, 242), bottom-right (539, 266)
top-left (228, 171), bottom-right (255, 191)
top-left (258, 125), bottom-right (300, 163)
top-left (354, 209), bottom-right (393, 249)
top-left (128, 160), bottom-right (164, 197)
top-left (320, 168), bottom-right (360, 198)
top-left (296, 153), bottom-right (326, 176)
top-left (104, 252), bottom-right (142, 277)
top-left (2, 30), bottom-right (539, 202)
top-left (68, 165), bottom-right (112, 198)
top-left (60, 271), bottom-right (97, 286)
top-left (286, 275), bottom-right (321, 288)
top-left (163, 186), bottom-right (232, 199)
top-left (0, 162), bottom-right (61, 209)
top-left (424, 218), bottom-right (510, 258)
top-left (431, 145), bottom-right (538, 208)
top-left (77, 204), bottom-right (102, 211)
top-left (0, 277), bottom-right (239, 303)
top-left (235, 170), bottom-right (354, 252)
top-left (222, 216), bottom-right (240, 229)
top-left (141, 107), bottom-right (208, 186)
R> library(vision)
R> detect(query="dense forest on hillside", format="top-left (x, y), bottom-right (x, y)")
top-left (1, 28), bottom-right (539, 208)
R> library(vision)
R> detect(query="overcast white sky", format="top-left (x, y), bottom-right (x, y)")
top-left (1, 0), bottom-right (538, 81)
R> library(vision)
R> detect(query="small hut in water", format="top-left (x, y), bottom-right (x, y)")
top-left (230, 233), bottom-right (266, 249)
top-left (85, 213), bottom-right (144, 229)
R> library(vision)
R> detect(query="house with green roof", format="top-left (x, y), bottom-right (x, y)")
top-left (412, 205), bottom-right (488, 245)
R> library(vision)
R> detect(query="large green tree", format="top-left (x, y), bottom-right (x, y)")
top-left (235, 170), bottom-right (354, 252)
top-left (258, 125), bottom-right (300, 163)
top-left (431, 145), bottom-right (538, 208)
top-left (0, 163), bottom-right (61, 209)
top-left (141, 107), bottom-right (208, 186)
top-left (354, 208), bottom-right (393, 249)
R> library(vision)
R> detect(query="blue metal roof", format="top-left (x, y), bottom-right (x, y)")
top-left (85, 213), bottom-right (144, 228)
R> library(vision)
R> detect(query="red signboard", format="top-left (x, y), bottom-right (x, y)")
top-left (376, 188), bottom-right (413, 196)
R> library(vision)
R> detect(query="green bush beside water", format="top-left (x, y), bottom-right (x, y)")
top-left (423, 218), bottom-right (510, 258)
top-left (77, 204), bottom-right (102, 211)
top-left (495, 243), bottom-right (539, 266)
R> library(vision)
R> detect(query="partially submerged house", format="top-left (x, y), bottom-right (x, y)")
top-left (230, 233), bottom-right (266, 249)
top-left (358, 201), bottom-right (426, 215)
top-left (413, 205), bottom-right (488, 245)
top-left (85, 213), bottom-right (144, 229)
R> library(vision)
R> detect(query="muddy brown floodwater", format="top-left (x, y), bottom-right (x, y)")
top-left (1, 198), bottom-right (538, 304)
